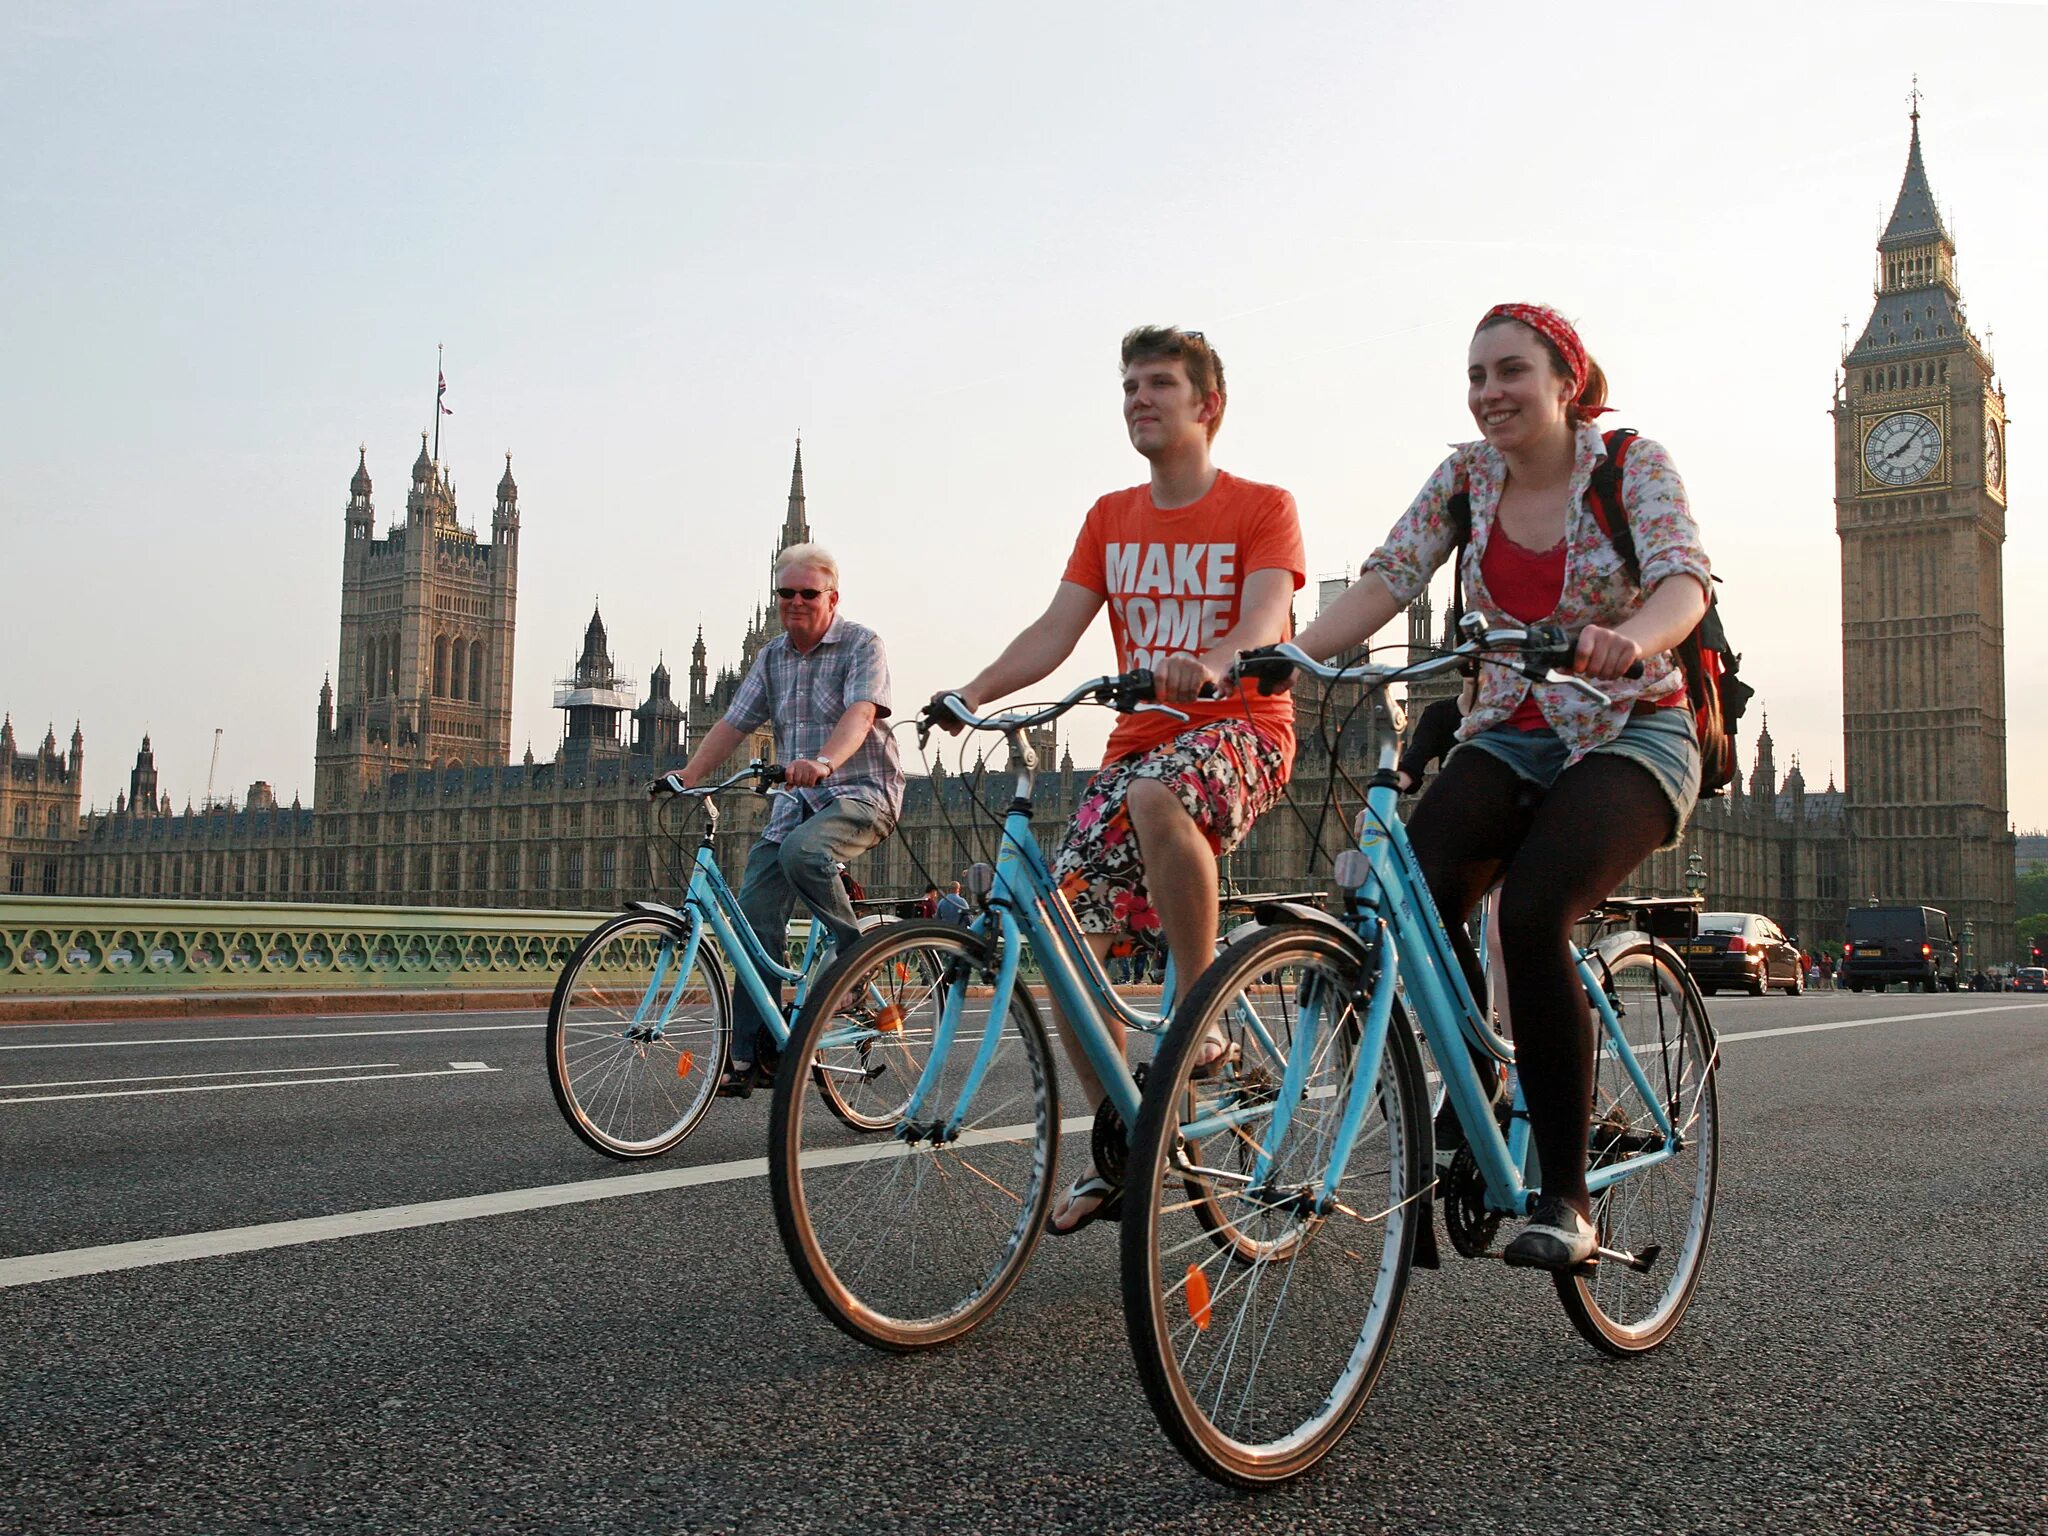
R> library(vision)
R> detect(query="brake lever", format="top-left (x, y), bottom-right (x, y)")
top-left (1130, 701), bottom-right (1192, 724)
top-left (1543, 668), bottom-right (1615, 704)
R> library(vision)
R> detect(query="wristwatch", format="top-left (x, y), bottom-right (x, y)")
top-left (812, 754), bottom-right (835, 776)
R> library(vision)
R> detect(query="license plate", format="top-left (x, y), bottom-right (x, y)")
top-left (1684, 944), bottom-right (1716, 955)
top-left (1856, 946), bottom-right (1883, 956)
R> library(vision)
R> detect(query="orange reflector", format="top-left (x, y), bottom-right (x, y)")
top-left (676, 1050), bottom-right (695, 1080)
top-left (1185, 1265), bottom-right (1212, 1331)
top-left (874, 1004), bottom-right (905, 1034)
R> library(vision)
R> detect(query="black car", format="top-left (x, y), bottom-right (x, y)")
top-left (1839, 904), bottom-right (1960, 993)
top-left (1681, 912), bottom-right (1805, 996)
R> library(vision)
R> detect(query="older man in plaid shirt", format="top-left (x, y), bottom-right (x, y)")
top-left (667, 542), bottom-right (905, 1095)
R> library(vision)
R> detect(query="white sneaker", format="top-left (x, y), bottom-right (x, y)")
top-left (1502, 1198), bottom-right (1597, 1270)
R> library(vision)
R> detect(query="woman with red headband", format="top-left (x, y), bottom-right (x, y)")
top-left (1291, 303), bottom-right (1711, 1269)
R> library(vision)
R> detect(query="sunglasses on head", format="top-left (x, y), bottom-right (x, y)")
top-left (774, 586), bottom-right (830, 601)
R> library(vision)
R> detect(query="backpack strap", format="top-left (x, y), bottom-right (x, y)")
top-left (1583, 428), bottom-right (1640, 583)
top-left (1446, 489), bottom-right (1472, 637)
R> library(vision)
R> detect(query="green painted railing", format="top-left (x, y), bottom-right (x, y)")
top-left (0, 896), bottom-right (612, 994)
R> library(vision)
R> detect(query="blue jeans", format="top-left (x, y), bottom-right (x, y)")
top-left (730, 796), bottom-right (893, 1066)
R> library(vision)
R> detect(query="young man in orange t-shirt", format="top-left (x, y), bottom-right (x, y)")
top-left (932, 326), bottom-right (1306, 1233)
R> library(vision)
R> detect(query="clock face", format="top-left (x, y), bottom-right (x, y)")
top-left (1863, 411), bottom-right (1944, 487)
top-left (1985, 418), bottom-right (2004, 491)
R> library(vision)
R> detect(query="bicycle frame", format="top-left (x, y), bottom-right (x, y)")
top-left (1239, 639), bottom-right (1686, 1218)
top-left (887, 698), bottom-right (1194, 1139)
top-left (638, 775), bottom-right (834, 1052)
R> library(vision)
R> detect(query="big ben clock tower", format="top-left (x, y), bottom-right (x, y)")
top-left (1834, 98), bottom-right (2015, 964)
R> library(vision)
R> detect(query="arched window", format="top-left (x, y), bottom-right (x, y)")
top-left (11, 805), bottom-right (27, 836)
top-left (46, 806), bottom-right (61, 836)
top-left (469, 644), bottom-right (484, 704)
top-left (450, 639), bottom-right (466, 701)
top-left (433, 635), bottom-right (448, 698)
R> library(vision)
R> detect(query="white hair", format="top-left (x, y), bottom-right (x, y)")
top-left (775, 542), bottom-right (839, 587)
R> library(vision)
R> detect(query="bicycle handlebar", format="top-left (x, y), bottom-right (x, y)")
top-left (648, 759), bottom-right (789, 801)
top-left (1233, 623), bottom-right (1641, 707)
top-left (917, 670), bottom-right (1207, 749)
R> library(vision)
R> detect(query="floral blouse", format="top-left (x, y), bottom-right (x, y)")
top-left (1363, 422), bottom-right (1712, 766)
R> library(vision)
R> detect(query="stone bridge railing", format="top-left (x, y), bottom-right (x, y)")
top-left (0, 896), bottom-right (611, 994)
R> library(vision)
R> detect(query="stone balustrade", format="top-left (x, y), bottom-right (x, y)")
top-left (0, 895), bottom-right (610, 994)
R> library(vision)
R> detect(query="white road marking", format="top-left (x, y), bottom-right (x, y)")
top-left (0, 1063), bottom-right (397, 1092)
top-left (0, 1022), bottom-right (545, 1052)
top-left (0, 1064), bottom-right (502, 1108)
top-left (1715, 1001), bottom-right (2044, 1044)
top-left (0, 1113), bottom-right (1095, 1290)
top-left (449, 1061), bottom-right (489, 1071)
top-left (1, 1000), bottom-right (2038, 1291)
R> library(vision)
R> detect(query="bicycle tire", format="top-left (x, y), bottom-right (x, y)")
top-left (545, 909), bottom-right (730, 1159)
top-left (770, 920), bottom-right (1060, 1351)
top-left (807, 913), bottom-right (931, 1132)
top-left (1555, 937), bottom-right (1719, 1354)
top-left (1121, 920), bottom-right (1429, 1487)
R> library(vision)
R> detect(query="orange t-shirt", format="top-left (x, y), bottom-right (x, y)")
top-left (1061, 470), bottom-right (1306, 763)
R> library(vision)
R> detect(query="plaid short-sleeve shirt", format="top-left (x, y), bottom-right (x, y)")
top-left (723, 615), bottom-right (905, 842)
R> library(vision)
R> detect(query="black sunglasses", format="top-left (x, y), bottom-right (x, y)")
top-left (774, 586), bottom-right (830, 601)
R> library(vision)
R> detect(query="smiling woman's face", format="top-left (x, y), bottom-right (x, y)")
top-left (1466, 320), bottom-right (1572, 453)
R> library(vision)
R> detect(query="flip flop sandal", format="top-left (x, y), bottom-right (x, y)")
top-left (715, 1063), bottom-right (758, 1098)
top-left (1046, 1173), bottom-right (1122, 1236)
top-left (1189, 1030), bottom-right (1242, 1081)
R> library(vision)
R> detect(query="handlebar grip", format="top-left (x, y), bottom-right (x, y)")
top-left (760, 763), bottom-right (788, 785)
top-left (1234, 648), bottom-right (1297, 696)
top-left (1623, 660), bottom-right (1646, 681)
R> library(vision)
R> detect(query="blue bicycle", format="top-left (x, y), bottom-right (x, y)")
top-left (767, 672), bottom-right (1254, 1349)
top-left (1119, 626), bottom-right (1720, 1485)
top-left (545, 760), bottom-right (910, 1158)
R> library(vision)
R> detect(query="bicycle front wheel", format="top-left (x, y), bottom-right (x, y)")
top-left (770, 921), bottom-right (1060, 1351)
top-left (1557, 938), bottom-right (1719, 1354)
top-left (1122, 920), bottom-right (1429, 1487)
top-left (545, 910), bottom-right (729, 1159)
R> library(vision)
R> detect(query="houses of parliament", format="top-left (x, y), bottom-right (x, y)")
top-left (0, 113), bottom-right (2018, 961)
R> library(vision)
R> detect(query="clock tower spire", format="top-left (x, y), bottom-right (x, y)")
top-left (1833, 98), bottom-right (2013, 963)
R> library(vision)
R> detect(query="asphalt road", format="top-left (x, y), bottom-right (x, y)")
top-left (2, 988), bottom-right (2043, 1535)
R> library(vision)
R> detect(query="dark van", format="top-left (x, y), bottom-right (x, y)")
top-left (1840, 905), bottom-right (1959, 993)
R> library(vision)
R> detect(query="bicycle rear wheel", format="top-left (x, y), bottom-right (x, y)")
top-left (1121, 920), bottom-right (1429, 1487)
top-left (1556, 938), bottom-right (1719, 1353)
top-left (770, 921), bottom-right (1060, 1351)
top-left (807, 922), bottom-right (942, 1133)
top-left (545, 910), bottom-right (729, 1159)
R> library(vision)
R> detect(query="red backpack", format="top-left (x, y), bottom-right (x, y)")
top-left (1446, 428), bottom-right (1753, 796)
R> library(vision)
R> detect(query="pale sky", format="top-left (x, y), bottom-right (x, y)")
top-left (4, 1), bottom-right (2045, 827)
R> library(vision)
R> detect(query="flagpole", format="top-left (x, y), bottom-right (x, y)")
top-left (433, 342), bottom-right (443, 466)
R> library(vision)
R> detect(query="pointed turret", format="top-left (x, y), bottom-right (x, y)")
top-left (0, 714), bottom-right (13, 754)
top-left (781, 436), bottom-right (810, 553)
top-left (494, 452), bottom-right (519, 531)
top-left (689, 624), bottom-right (709, 709)
top-left (1749, 710), bottom-right (1777, 803)
top-left (68, 722), bottom-right (83, 776)
top-left (578, 603), bottom-right (611, 683)
top-left (412, 432), bottom-right (435, 486)
top-left (351, 445), bottom-right (374, 498)
top-left (1879, 103), bottom-right (1949, 251)
top-left (1849, 102), bottom-right (1975, 364)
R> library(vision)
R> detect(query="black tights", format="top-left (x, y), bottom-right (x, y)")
top-left (1405, 744), bottom-right (1675, 1212)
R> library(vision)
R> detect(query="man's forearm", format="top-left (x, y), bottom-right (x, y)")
top-left (815, 703), bottom-right (879, 769)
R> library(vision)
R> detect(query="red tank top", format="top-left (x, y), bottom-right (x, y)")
top-left (1481, 531), bottom-right (1565, 730)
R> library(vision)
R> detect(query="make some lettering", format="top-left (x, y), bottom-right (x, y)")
top-left (1103, 542), bottom-right (1237, 671)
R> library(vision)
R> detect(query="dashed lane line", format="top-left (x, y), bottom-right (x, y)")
top-left (0, 1064), bottom-right (502, 1108)
top-left (0, 1022), bottom-right (546, 1052)
top-left (0, 1062), bottom-right (398, 1092)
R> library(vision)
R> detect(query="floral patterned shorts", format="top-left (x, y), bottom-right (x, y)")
top-left (1050, 720), bottom-right (1290, 936)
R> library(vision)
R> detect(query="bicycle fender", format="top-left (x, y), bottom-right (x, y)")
top-left (1251, 901), bottom-right (1371, 965)
top-left (625, 900), bottom-right (686, 921)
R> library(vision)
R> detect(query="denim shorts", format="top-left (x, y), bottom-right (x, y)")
top-left (1451, 708), bottom-right (1701, 849)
